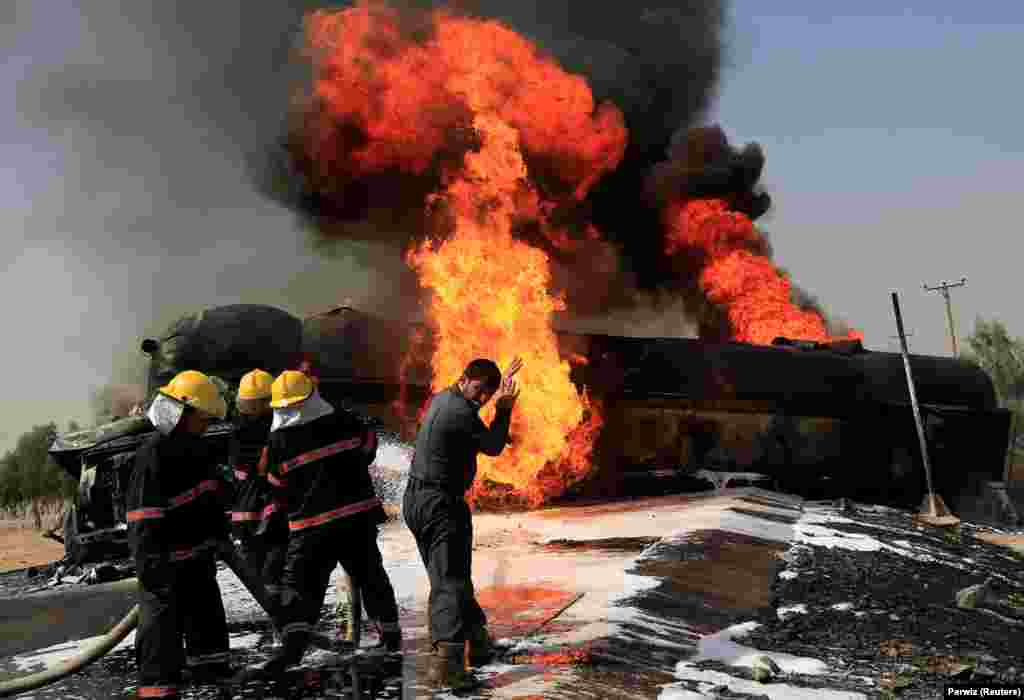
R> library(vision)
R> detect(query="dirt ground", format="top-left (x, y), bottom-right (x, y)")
top-left (0, 525), bottom-right (65, 573)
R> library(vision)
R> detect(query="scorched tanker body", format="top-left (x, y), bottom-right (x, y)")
top-left (49, 304), bottom-right (1011, 563)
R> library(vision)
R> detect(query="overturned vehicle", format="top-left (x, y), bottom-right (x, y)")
top-left (48, 303), bottom-right (1014, 565)
top-left (48, 303), bottom-right (419, 565)
top-left (49, 305), bottom-right (309, 565)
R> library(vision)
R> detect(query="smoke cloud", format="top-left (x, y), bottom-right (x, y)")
top-left (251, 0), bottom-right (727, 324)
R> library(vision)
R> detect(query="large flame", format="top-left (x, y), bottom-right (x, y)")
top-left (304, 3), bottom-right (623, 508)
top-left (665, 199), bottom-right (862, 344)
top-left (407, 113), bottom-right (601, 509)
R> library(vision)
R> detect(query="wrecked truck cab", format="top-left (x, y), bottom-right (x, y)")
top-left (45, 303), bottom-right (305, 567)
top-left (48, 411), bottom-right (236, 566)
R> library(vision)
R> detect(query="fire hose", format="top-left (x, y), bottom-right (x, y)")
top-left (0, 542), bottom-right (362, 697)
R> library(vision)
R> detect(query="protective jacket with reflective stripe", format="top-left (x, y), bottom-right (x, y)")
top-left (228, 413), bottom-right (285, 541)
top-left (127, 431), bottom-right (229, 585)
top-left (266, 409), bottom-right (385, 532)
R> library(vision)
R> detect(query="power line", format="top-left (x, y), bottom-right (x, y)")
top-left (923, 277), bottom-right (967, 357)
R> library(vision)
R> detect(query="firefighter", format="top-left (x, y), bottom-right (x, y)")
top-left (126, 370), bottom-right (232, 698)
top-left (402, 357), bottom-right (523, 689)
top-left (229, 370), bottom-right (288, 606)
top-left (260, 370), bottom-right (401, 673)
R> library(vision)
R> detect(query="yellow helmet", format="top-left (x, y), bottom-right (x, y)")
top-left (238, 369), bottom-right (274, 401)
top-left (158, 370), bottom-right (228, 420)
top-left (270, 370), bottom-right (315, 409)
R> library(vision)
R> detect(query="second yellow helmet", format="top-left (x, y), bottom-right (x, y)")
top-left (238, 369), bottom-right (274, 401)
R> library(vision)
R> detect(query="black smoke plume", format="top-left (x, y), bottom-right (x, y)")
top-left (250, 0), bottom-right (727, 316)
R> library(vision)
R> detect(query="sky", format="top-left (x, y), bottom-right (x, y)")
top-left (3, 1), bottom-right (1023, 452)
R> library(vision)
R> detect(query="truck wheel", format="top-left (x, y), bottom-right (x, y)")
top-left (63, 506), bottom-right (92, 565)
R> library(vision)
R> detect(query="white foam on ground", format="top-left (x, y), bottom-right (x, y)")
top-left (660, 668), bottom-right (868, 700)
top-left (690, 621), bottom-right (828, 675)
top-left (793, 508), bottom-right (1022, 585)
top-left (777, 603), bottom-right (808, 619)
top-left (7, 630), bottom-right (137, 674)
top-left (832, 602), bottom-right (854, 611)
top-left (229, 632), bottom-right (264, 649)
top-left (656, 615), bottom-right (872, 699)
top-left (658, 688), bottom-right (706, 700)
top-left (779, 570), bottom-right (799, 580)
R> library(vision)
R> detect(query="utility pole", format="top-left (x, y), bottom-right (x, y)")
top-left (923, 278), bottom-right (967, 357)
top-left (892, 291), bottom-right (956, 523)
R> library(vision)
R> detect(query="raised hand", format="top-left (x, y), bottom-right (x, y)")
top-left (503, 356), bottom-right (524, 381)
top-left (495, 376), bottom-right (521, 411)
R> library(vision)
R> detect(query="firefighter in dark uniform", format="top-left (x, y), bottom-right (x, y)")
top-left (126, 370), bottom-right (232, 698)
top-left (403, 357), bottom-right (522, 689)
top-left (229, 370), bottom-right (288, 606)
top-left (260, 370), bottom-right (401, 673)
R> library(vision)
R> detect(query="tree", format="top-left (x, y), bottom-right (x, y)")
top-left (963, 317), bottom-right (1024, 405)
top-left (0, 423), bottom-right (76, 514)
top-left (963, 317), bottom-right (1024, 474)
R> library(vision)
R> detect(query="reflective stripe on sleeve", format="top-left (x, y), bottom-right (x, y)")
top-left (127, 508), bottom-right (165, 522)
top-left (288, 497), bottom-right (381, 532)
top-left (280, 437), bottom-right (362, 474)
top-left (167, 479), bottom-right (220, 509)
top-left (232, 502), bottom-right (280, 522)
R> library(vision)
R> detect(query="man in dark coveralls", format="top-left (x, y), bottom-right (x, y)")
top-left (258, 370), bottom-right (401, 675)
top-left (229, 370), bottom-right (288, 608)
top-left (126, 370), bottom-right (232, 698)
top-left (403, 357), bottom-right (523, 689)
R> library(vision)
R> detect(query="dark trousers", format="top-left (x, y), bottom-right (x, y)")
top-left (136, 557), bottom-right (229, 695)
top-left (273, 517), bottom-right (399, 664)
top-left (402, 480), bottom-right (486, 645)
top-left (240, 536), bottom-right (288, 598)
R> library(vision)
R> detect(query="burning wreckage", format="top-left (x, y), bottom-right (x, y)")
top-left (44, 303), bottom-right (1012, 571)
top-left (1, 301), bottom-right (1013, 698)
top-left (6, 2), bottom-right (1021, 695)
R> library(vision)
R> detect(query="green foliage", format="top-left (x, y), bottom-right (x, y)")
top-left (963, 317), bottom-right (1024, 464)
top-left (963, 317), bottom-right (1024, 405)
top-left (0, 421), bottom-right (78, 510)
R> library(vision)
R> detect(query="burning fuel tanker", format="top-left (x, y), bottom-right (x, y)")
top-left (302, 305), bottom-right (1009, 513)
top-left (66, 303), bottom-right (1009, 515)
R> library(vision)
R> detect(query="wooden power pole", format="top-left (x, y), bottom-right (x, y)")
top-left (923, 278), bottom-right (967, 357)
top-left (891, 291), bottom-right (958, 525)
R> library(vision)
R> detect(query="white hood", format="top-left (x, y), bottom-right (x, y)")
top-left (146, 393), bottom-right (185, 435)
top-left (271, 390), bottom-right (335, 433)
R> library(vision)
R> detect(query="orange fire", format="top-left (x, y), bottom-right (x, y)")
top-left (665, 199), bottom-right (862, 345)
top-left (303, 3), bottom-right (625, 508)
top-left (407, 113), bottom-right (600, 508)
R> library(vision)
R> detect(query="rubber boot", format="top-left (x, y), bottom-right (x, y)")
top-left (426, 642), bottom-right (476, 691)
top-left (466, 625), bottom-right (496, 666)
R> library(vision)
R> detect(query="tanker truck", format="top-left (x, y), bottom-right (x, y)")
top-left (47, 302), bottom-right (1018, 567)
